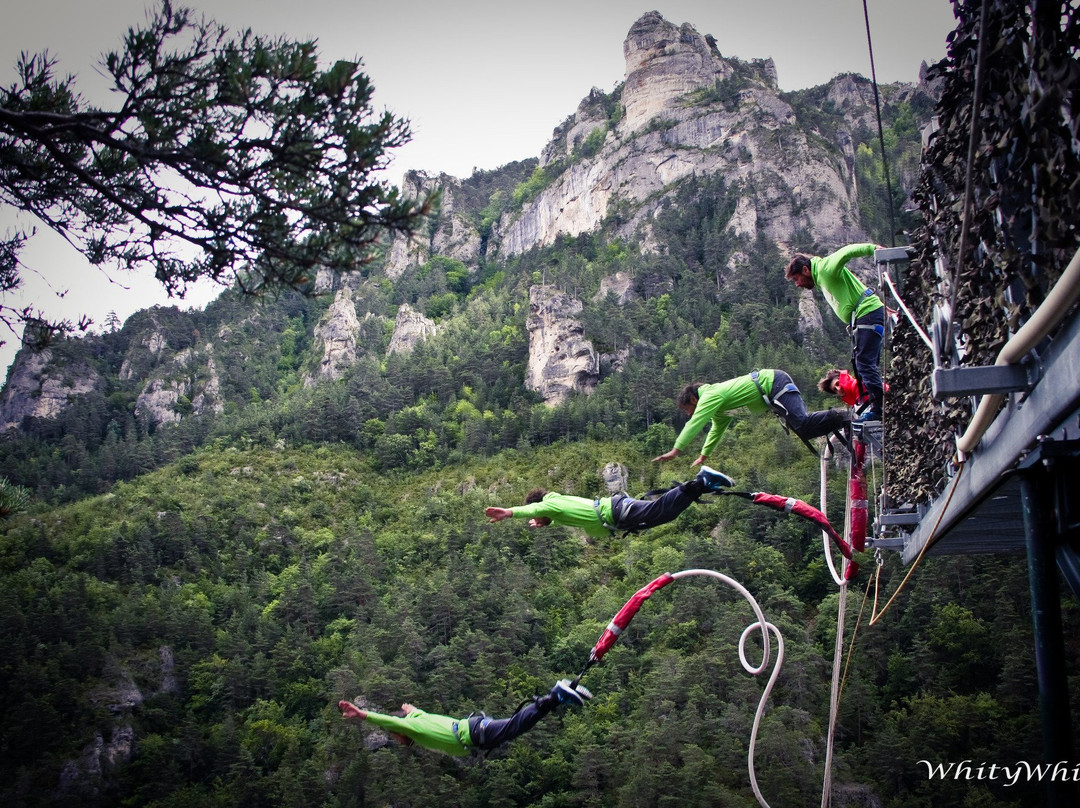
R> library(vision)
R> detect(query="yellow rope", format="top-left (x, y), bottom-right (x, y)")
top-left (837, 577), bottom-right (872, 704)
top-left (867, 459), bottom-right (966, 626)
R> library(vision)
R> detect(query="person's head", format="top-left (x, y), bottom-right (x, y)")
top-left (676, 383), bottom-right (702, 417)
top-left (818, 368), bottom-right (843, 397)
top-left (785, 254), bottom-right (814, 289)
top-left (524, 488), bottom-right (551, 527)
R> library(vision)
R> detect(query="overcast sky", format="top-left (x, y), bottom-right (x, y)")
top-left (0, 0), bottom-right (958, 376)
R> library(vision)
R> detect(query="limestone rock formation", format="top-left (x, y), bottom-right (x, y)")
top-left (385, 172), bottom-right (483, 278)
top-left (0, 333), bottom-right (103, 432)
top-left (524, 285), bottom-right (599, 405)
top-left (404, 10), bottom-right (921, 283)
top-left (306, 288), bottom-right (362, 385)
top-left (488, 11), bottom-right (860, 262)
top-left (134, 343), bottom-right (224, 427)
top-left (620, 11), bottom-right (739, 132)
top-left (795, 290), bottom-right (826, 335)
top-left (602, 462), bottom-right (629, 494)
top-left (594, 271), bottom-right (637, 305)
top-left (387, 303), bottom-right (439, 356)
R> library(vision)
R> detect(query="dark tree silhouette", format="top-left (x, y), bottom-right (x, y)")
top-left (0, 1), bottom-right (432, 345)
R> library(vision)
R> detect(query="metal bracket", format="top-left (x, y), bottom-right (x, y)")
top-left (931, 363), bottom-right (1036, 400)
top-left (868, 537), bottom-right (905, 550)
top-left (877, 511), bottom-right (922, 527)
top-left (874, 246), bottom-right (914, 264)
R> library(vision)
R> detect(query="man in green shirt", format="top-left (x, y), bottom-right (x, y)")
top-left (652, 369), bottom-right (848, 466)
top-left (785, 243), bottom-right (886, 421)
top-left (485, 466), bottom-right (733, 538)
top-left (338, 679), bottom-right (591, 756)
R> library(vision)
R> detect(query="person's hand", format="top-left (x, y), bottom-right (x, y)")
top-left (486, 507), bottom-right (512, 523)
top-left (340, 700), bottom-right (366, 721)
top-left (691, 454), bottom-right (707, 467)
top-left (652, 448), bottom-right (680, 463)
top-left (400, 703), bottom-right (417, 714)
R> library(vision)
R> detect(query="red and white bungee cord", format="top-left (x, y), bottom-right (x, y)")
top-left (573, 569), bottom-right (784, 808)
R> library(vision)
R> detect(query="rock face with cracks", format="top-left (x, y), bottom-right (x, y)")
top-left (0, 10), bottom-right (936, 424)
top-left (525, 285), bottom-right (599, 405)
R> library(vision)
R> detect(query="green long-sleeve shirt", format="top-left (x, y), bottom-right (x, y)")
top-left (362, 708), bottom-right (472, 756)
top-left (674, 371), bottom-right (774, 458)
top-left (510, 492), bottom-right (615, 538)
top-left (809, 243), bottom-right (883, 323)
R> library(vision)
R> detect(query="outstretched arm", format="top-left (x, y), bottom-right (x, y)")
top-left (339, 700), bottom-right (368, 722)
top-left (486, 507), bottom-right (513, 523)
top-left (652, 448), bottom-right (681, 463)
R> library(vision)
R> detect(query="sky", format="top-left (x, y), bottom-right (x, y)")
top-left (0, 0), bottom-right (958, 376)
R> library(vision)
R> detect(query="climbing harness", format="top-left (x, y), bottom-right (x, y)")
top-left (592, 498), bottom-right (619, 536)
top-left (570, 570), bottom-right (784, 808)
top-left (749, 370), bottom-right (820, 457)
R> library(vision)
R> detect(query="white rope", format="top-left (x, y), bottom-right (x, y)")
top-left (821, 580), bottom-right (848, 808)
top-left (820, 448), bottom-right (846, 586)
top-left (880, 268), bottom-right (934, 353)
top-left (670, 569), bottom-right (784, 808)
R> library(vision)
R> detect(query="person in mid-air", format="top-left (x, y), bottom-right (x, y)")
top-left (485, 466), bottom-right (733, 538)
top-left (652, 370), bottom-right (847, 466)
top-left (338, 678), bottom-right (592, 756)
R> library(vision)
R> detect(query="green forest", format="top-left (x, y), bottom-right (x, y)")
top-left (2, 60), bottom-right (1078, 808)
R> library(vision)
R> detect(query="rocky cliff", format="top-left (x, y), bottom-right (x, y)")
top-left (390, 11), bottom-right (918, 272)
top-left (0, 10), bottom-right (934, 428)
top-left (305, 288), bottom-right (363, 385)
top-left (386, 303), bottom-right (439, 356)
top-left (524, 285), bottom-right (599, 405)
top-left (0, 330), bottom-right (103, 432)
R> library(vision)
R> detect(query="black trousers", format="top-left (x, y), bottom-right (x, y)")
top-left (852, 308), bottom-right (885, 414)
top-left (772, 369), bottom-right (846, 439)
top-left (610, 481), bottom-right (703, 533)
top-left (467, 694), bottom-right (557, 750)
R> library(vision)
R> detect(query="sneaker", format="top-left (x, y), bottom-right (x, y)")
top-left (696, 466), bottom-right (734, 492)
top-left (553, 679), bottom-right (592, 707)
top-left (856, 409), bottom-right (882, 423)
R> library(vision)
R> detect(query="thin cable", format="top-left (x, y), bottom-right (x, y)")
top-left (838, 580), bottom-right (872, 705)
top-left (862, 0), bottom-right (896, 246)
top-left (942, 0), bottom-right (991, 356)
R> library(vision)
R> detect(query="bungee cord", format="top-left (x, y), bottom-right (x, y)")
top-left (573, 569), bottom-right (784, 808)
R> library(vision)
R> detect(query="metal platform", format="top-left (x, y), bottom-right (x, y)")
top-left (896, 306), bottom-right (1080, 564)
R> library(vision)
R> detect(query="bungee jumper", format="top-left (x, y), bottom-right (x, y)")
top-left (785, 244), bottom-right (886, 422)
top-left (484, 465), bottom-right (734, 538)
top-left (651, 369), bottom-right (850, 465)
top-left (338, 678), bottom-right (592, 757)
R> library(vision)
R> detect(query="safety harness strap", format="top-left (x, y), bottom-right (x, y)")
top-left (751, 371), bottom-right (818, 457)
top-left (592, 499), bottom-right (618, 536)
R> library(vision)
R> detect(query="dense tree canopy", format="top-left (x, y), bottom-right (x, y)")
top-left (0, 0), bottom-right (432, 345)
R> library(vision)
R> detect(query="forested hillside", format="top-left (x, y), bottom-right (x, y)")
top-left (0, 434), bottom-right (1056, 807)
top-left (1, 9), bottom-right (1078, 807)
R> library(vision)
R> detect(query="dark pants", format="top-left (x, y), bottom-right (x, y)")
top-left (852, 308), bottom-right (885, 415)
top-left (611, 482), bottom-right (702, 533)
top-left (771, 370), bottom-right (846, 440)
top-left (468, 694), bottom-right (557, 751)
